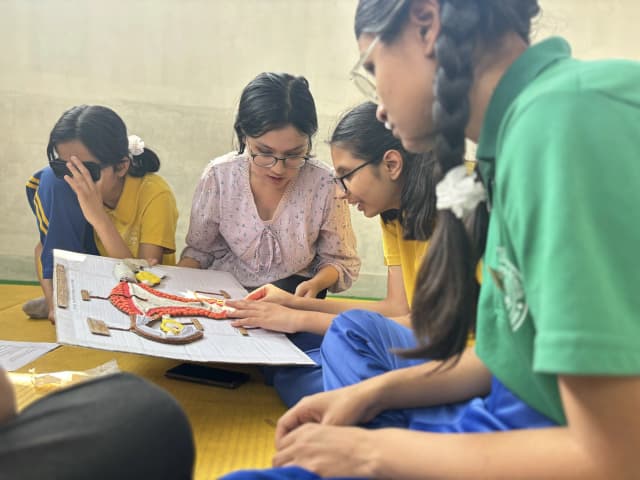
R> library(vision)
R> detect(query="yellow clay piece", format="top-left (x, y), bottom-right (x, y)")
top-left (160, 317), bottom-right (184, 335)
top-left (135, 270), bottom-right (162, 286)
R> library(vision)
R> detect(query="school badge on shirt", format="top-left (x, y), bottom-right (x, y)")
top-left (488, 247), bottom-right (528, 332)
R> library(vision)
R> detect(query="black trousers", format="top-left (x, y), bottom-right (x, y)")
top-left (0, 373), bottom-right (194, 480)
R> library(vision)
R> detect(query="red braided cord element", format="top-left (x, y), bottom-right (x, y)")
top-left (109, 282), bottom-right (229, 319)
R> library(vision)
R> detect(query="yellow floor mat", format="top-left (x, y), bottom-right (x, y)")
top-left (1, 284), bottom-right (286, 478)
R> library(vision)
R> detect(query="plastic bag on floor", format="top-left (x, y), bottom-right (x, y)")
top-left (9, 360), bottom-right (120, 392)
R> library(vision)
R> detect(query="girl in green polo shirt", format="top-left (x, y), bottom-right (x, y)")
top-left (222, 1), bottom-right (640, 479)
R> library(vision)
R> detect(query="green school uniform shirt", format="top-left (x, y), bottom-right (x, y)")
top-left (475, 37), bottom-right (640, 424)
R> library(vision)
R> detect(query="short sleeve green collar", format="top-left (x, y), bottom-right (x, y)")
top-left (476, 37), bottom-right (572, 189)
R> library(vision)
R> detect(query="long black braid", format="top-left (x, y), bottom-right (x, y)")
top-left (413, 0), bottom-right (541, 363)
top-left (406, 0), bottom-right (483, 362)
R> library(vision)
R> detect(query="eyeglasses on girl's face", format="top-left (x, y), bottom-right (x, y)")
top-left (247, 146), bottom-right (311, 170)
top-left (332, 159), bottom-right (375, 194)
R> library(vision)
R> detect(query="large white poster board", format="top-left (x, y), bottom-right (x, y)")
top-left (53, 250), bottom-right (314, 365)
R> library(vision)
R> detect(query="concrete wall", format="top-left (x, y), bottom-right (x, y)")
top-left (1, 0), bottom-right (638, 297)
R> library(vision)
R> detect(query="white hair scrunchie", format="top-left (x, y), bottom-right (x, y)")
top-left (128, 135), bottom-right (145, 156)
top-left (435, 165), bottom-right (487, 219)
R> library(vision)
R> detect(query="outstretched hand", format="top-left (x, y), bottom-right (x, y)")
top-left (245, 283), bottom-right (295, 306)
top-left (225, 299), bottom-right (300, 333)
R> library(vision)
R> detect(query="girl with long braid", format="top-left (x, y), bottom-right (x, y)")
top-left (223, 1), bottom-right (640, 478)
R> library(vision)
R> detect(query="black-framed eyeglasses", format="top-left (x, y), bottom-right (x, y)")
top-left (247, 146), bottom-right (310, 170)
top-left (48, 153), bottom-right (103, 182)
top-left (332, 159), bottom-right (375, 194)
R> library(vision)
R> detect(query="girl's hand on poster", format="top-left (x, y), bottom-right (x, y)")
top-left (226, 299), bottom-right (301, 333)
top-left (246, 284), bottom-right (295, 306)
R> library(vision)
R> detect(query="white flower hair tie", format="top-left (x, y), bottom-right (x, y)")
top-left (128, 135), bottom-right (145, 156)
top-left (436, 165), bottom-right (487, 220)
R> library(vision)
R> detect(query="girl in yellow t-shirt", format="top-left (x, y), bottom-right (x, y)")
top-left (24, 105), bottom-right (178, 322)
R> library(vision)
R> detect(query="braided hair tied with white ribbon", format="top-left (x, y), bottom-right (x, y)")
top-left (435, 164), bottom-right (486, 220)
